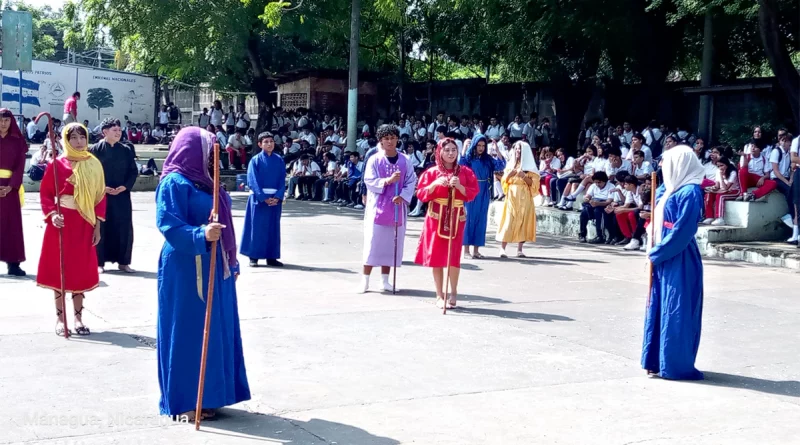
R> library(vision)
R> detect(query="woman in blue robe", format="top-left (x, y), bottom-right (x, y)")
top-left (240, 132), bottom-right (286, 267)
top-left (460, 135), bottom-right (494, 258)
top-left (642, 145), bottom-right (705, 380)
top-left (156, 127), bottom-right (251, 420)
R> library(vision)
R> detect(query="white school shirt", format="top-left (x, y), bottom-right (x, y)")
top-left (621, 130), bottom-right (634, 146)
top-left (791, 136), bottom-right (800, 156)
top-left (300, 132), bottom-right (317, 147)
top-left (485, 125), bottom-right (504, 140)
top-left (592, 157), bottom-right (609, 175)
top-left (235, 112), bottom-right (251, 129)
top-left (507, 122), bottom-right (524, 138)
top-left (410, 150), bottom-right (425, 168)
top-left (459, 124), bottom-right (471, 136)
top-left (769, 148), bottom-right (792, 180)
top-left (225, 113), bottom-right (235, 126)
top-left (620, 145), bottom-right (630, 159)
top-left (586, 182), bottom-right (616, 201)
top-left (623, 189), bottom-right (639, 206)
top-left (634, 161), bottom-right (654, 177)
top-left (606, 159), bottom-right (632, 177)
top-left (398, 125), bottom-right (412, 138)
top-left (326, 160), bottom-right (337, 174)
top-left (703, 162), bottom-right (718, 181)
top-left (293, 161), bottom-right (321, 177)
top-left (747, 154), bottom-right (769, 176)
top-left (198, 113), bottom-right (210, 128)
top-left (716, 170), bottom-right (740, 191)
top-left (522, 123), bottom-right (538, 142)
top-left (209, 109), bottom-right (223, 126)
top-left (557, 157), bottom-right (575, 178)
top-left (158, 111), bottom-right (169, 125)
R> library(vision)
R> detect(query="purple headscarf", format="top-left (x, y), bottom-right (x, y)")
top-left (161, 127), bottom-right (238, 276)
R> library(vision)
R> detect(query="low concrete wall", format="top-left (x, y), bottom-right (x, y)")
top-left (705, 243), bottom-right (800, 270)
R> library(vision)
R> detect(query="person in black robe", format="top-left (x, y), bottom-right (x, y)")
top-left (90, 117), bottom-right (138, 273)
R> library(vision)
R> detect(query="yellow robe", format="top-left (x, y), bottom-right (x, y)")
top-left (495, 171), bottom-right (539, 243)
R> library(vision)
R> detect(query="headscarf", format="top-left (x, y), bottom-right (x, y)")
top-left (462, 135), bottom-right (494, 170)
top-left (652, 145), bottom-right (705, 244)
top-left (61, 123), bottom-right (106, 226)
top-left (505, 141), bottom-right (539, 175)
top-left (435, 138), bottom-right (460, 177)
top-left (0, 108), bottom-right (23, 140)
top-left (161, 127), bottom-right (238, 277)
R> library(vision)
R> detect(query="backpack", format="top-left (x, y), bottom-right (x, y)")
top-left (647, 129), bottom-right (663, 158)
top-left (28, 164), bottom-right (45, 181)
top-left (169, 107), bottom-right (180, 120)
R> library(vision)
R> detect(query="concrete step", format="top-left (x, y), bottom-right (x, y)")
top-left (706, 241), bottom-right (800, 270)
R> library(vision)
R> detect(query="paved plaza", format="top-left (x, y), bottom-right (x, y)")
top-left (1, 191), bottom-right (799, 445)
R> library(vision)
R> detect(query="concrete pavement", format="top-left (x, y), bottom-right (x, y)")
top-left (1, 192), bottom-right (798, 445)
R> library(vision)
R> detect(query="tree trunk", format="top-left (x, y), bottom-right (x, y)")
top-left (246, 35), bottom-right (273, 140)
top-left (397, 29), bottom-right (405, 115)
top-left (758, 0), bottom-right (800, 128)
top-left (551, 74), bottom-right (595, 155)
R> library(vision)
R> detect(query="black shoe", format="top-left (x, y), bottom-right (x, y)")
top-left (7, 265), bottom-right (26, 277)
top-left (267, 259), bottom-right (284, 267)
top-left (604, 237), bottom-right (615, 245)
top-left (578, 236), bottom-right (587, 243)
top-left (249, 259), bottom-right (259, 267)
top-left (616, 238), bottom-right (631, 246)
top-left (588, 237), bottom-right (605, 245)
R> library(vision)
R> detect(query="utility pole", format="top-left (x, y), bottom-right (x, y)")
top-left (346, 0), bottom-right (361, 153)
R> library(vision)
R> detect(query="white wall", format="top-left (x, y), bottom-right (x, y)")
top-left (0, 60), bottom-right (155, 130)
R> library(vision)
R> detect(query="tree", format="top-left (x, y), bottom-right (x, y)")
top-left (87, 87), bottom-right (114, 119)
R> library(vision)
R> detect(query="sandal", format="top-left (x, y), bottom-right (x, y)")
top-left (435, 297), bottom-right (445, 309)
top-left (74, 306), bottom-right (91, 336)
top-left (473, 253), bottom-right (484, 259)
top-left (516, 252), bottom-right (527, 258)
top-left (447, 298), bottom-right (457, 309)
top-left (54, 294), bottom-right (69, 337)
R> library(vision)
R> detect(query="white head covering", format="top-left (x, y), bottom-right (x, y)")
top-left (652, 145), bottom-right (705, 244)
top-left (507, 141), bottom-right (539, 175)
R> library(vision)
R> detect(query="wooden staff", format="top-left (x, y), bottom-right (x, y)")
top-left (35, 112), bottom-right (68, 339)
top-left (442, 186), bottom-right (455, 315)
top-left (646, 171), bottom-right (658, 307)
top-left (392, 180), bottom-right (400, 294)
top-left (195, 143), bottom-right (221, 430)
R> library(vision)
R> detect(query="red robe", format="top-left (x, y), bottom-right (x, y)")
top-left (414, 166), bottom-right (479, 268)
top-left (0, 131), bottom-right (27, 263)
top-left (37, 157), bottom-right (107, 293)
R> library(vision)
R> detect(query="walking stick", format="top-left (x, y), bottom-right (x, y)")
top-left (393, 180), bottom-right (399, 294)
top-left (442, 186), bottom-right (455, 315)
top-left (35, 112), bottom-right (68, 339)
top-left (646, 171), bottom-right (658, 307)
top-left (195, 143), bottom-right (221, 430)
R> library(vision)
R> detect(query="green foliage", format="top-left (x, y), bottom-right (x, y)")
top-left (717, 104), bottom-right (782, 150)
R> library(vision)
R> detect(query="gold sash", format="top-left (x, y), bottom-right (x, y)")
top-left (0, 169), bottom-right (24, 207)
top-left (427, 198), bottom-right (466, 240)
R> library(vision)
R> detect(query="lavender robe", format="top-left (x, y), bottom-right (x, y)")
top-left (363, 151), bottom-right (417, 266)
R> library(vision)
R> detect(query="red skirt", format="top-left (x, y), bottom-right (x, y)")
top-left (414, 199), bottom-right (467, 268)
top-left (37, 207), bottom-right (100, 293)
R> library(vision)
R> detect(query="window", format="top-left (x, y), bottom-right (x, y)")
top-left (281, 93), bottom-right (308, 110)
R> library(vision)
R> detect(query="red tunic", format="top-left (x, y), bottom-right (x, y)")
top-left (37, 158), bottom-right (107, 293)
top-left (414, 166), bottom-right (479, 268)
top-left (0, 131), bottom-right (27, 263)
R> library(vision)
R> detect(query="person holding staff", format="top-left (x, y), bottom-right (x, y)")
top-left (415, 138), bottom-right (479, 309)
top-left (495, 141), bottom-right (540, 258)
top-left (155, 127), bottom-right (250, 422)
top-left (359, 124), bottom-right (417, 293)
top-left (37, 123), bottom-right (106, 337)
top-left (0, 108), bottom-right (28, 277)
top-left (642, 145), bottom-right (705, 380)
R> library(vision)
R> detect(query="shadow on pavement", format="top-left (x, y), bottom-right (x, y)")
top-left (696, 372), bottom-right (800, 397)
top-left (281, 263), bottom-right (357, 274)
top-left (202, 408), bottom-right (400, 444)
top-left (455, 306), bottom-right (575, 323)
top-left (70, 331), bottom-right (157, 350)
top-left (399, 288), bottom-right (509, 304)
top-left (101, 269), bottom-right (159, 279)
top-left (478, 255), bottom-right (606, 266)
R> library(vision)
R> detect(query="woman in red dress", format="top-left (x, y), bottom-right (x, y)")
top-left (415, 138), bottom-right (479, 309)
top-left (37, 123), bottom-right (106, 336)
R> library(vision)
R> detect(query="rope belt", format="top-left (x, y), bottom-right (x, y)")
top-left (0, 169), bottom-right (24, 206)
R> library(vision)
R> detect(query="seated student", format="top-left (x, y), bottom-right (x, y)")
top-left (558, 145), bottom-right (598, 210)
top-left (551, 148), bottom-right (576, 205)
top-left (334, 152), bottom-right (364, 208)
top-left (314, 152), bottom-right (338, 201)
top-left (579, 171), bottom-right (616, 244)
top-left (538, 147), bottom-right (560, 206)
top-left (737, 138), bottom-right (776, 202)
top-left (602, 171), bottom-right (628, 244)
top-left (287, 154), bottom-right (321, 200)
top-left (770, 133), bottom-right (796, 240)
top-left (615, 175), bottom-right (644, 249)
top-left (703, 155), bottom-right (739, 226)
top-left (632, 149), bottom-right (654, 181)
top-left (226, 127), bottom-right (248, 170)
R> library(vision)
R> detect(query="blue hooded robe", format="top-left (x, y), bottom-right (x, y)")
top-left (156, 173), bottom-right (251, 415)
top-left (641, 183), bottom-right (704, 380)
top-left (240, 151), bottom-right (286, 260)
top-left (459, 135), bottom-right (494, 247)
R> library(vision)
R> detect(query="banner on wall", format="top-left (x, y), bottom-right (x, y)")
top-left (0, 59), bottom-right (155, 129)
